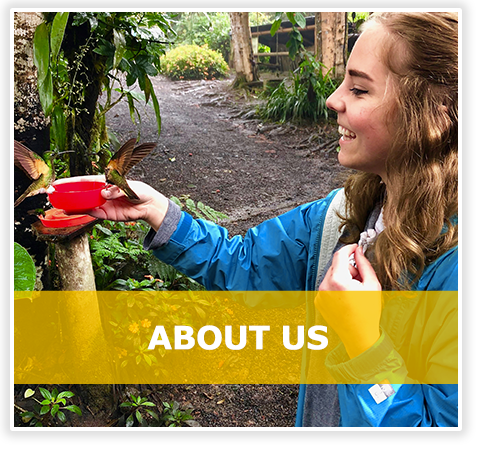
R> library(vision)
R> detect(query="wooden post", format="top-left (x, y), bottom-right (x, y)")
top-left (315, 12), bottom-right (347, 78)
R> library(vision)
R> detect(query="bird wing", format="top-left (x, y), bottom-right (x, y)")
top-left (122, 142), bottom-right (156, 175)
top-left (108, 138), bottom-right (137, 174)
top-left (14, 140), bottom-right (50, 180)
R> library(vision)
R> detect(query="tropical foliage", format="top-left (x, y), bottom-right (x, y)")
top-left (33, 12), bottom-right (175, 175)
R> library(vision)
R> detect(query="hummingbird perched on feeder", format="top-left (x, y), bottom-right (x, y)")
top-left (104, 138), bottom-right (156, 200)
top-left (13, 140), bottom-right (71, 207)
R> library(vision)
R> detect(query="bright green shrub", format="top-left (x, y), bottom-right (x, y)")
top-left (161, 44), bottom-right (229, 81)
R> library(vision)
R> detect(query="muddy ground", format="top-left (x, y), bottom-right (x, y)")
top-left (93, 74), bottom-right (347, 428)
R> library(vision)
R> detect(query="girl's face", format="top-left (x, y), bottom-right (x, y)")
top-left (326, 25), bottom-right (398, 181)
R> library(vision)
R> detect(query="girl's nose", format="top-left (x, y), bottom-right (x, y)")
top-left (326, 84), bottom-right (345, 113)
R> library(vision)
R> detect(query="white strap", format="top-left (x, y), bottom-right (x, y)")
top-left (315, 189), bottom-right (347, 288)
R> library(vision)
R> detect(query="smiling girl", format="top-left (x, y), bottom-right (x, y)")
top-left (61, 12), bottom-right (458, 427)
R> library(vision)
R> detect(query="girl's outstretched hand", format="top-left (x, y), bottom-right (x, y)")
top-left (52, 176), bottom-right (169, 231)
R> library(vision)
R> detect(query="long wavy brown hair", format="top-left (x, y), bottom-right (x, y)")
top-left (339, 12), bottom-right (458, 290)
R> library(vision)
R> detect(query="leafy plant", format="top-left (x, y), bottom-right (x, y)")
top-left (161, 44), bottom-right (229, 81)
top-left (33, 12), bottom-right (175, 175)
top-left (119, 394), bottom-right (160, 427)
top-left (270, 12), bottom-right (307, 59)
top-left (19, 387), bottom-right (81, 427)
top-left (257, 51), bottom-right (338, 124)
top-left (88, 220), bottom-right (203, 291)
top-left (14, 243), bottom-right (36, 293)
top-left (162, 401), bottom-right (194, 427)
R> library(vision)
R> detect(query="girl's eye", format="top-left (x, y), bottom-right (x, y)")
top-left (350, 88), bottom-right (369, 96)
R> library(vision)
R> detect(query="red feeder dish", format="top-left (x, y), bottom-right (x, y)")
top-left (49, 181), bottom-right (106, 214)
top-left (39, 208), bottom-right (96, 228)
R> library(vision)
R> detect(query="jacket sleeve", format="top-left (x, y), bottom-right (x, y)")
top-left (325, 248), bottom-right (458, 427)
top-left (147, 196), bottom-right (333, 291)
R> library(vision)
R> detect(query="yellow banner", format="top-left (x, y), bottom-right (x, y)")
top-left (14, 291), bottom-right (458, 385)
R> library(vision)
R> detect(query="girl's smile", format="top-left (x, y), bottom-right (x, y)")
top-left (326, 25), bottom-right (398, 181)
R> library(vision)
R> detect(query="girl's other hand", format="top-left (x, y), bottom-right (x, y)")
top-left (316, 244), bottom-right (382, 358)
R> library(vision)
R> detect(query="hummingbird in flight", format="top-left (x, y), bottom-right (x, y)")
top-left (104, 138), bottom-right (156, 200)
top-left (14, 140), bottom-right (70, 207)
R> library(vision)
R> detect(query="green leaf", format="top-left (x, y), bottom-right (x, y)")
top-left (286, 12), bottom-right (296, 24)
top-left (93, 38), bottom-right (115, 57)
top-left (50, 12), bottom-right (69, 61)
top-left (141, 401), bottom-right (155, 407)
top-left (145, 76), bottom-right (161, 135)
top-left (38, 68), bottom-right (54, 116)
top-left (33, 22), bottom-right (50, 84)
top-left (295, 13), bottom-right (306, 29)
top-left (24, 388), bottom-right (35, 399)
top-left (51, 404), bottom-right (60, 417)
top-left (135, 409), bottom-right (144, 426)
top-left (40, 405), bottom-right (50, 415)
top-left (21, 411), bottom-right (35, 423)
top-left (64, 405), bottom-right (82, 416)
top-left (120, 402), bottom-right (134, 407)
top-left (51, 105), bottom-right (66, 151)
top-left (126, 414), bottom-right (135, 427)
top-left (113, 29), bottom-right (126, 69)
top-left (39, 387), bottom-right (52, 401)
top-left (145, 408), bottom-right (159, 421)
top-left (57, 391), bottom-right (74, 399)
top-left (270, 19), bottom-right (282, 36)
top-left (14, 243), bottom-right (36, 292)
top-left (57, 411), bottom-right (66, 424)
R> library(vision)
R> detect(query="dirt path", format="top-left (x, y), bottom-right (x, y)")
top-left (107, 75), bottom-right (346, 236)
top-left (104, 75), bottom-right (346, 428)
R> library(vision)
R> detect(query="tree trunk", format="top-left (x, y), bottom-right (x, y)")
top-left (49, 233), bottom-right (113, 382)
top-left (229, 12), bottom-right (259, 86)
top-left (13, 12), bottom-right (50, 149)
top-left (55, 233), bottom-right (96, 291)
top-left (13, 12), bottom-right (51, 268)
top-left (315, 12), bottom-right (347, 79)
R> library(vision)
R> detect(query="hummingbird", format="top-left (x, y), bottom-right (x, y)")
top-left (104, 138), bottom-right (156, 200)
top-left (14, 140), bottom-right (62, 207)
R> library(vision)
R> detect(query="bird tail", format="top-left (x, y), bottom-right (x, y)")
top-left (14, 191), bottom-right (29, 207)
top-left (14, 182), bottom-right (42, 207)
top-left (122, 183), bottom-right (140, 200)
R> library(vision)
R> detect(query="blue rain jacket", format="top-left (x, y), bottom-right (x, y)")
top-left (151, 188), bottom-right (458, 427)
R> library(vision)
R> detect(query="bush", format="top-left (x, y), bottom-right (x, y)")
top-left (161, 44), bottom-right (229, 81)
top-left (258, 52), bottom-right (338, 124)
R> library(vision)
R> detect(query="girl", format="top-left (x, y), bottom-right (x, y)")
top-left (61, 12), bottom-right (458, 426)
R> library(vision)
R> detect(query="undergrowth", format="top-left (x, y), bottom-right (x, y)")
top-left (89, 196), bottom-right (227, 291)
top-left (257, 52), bottom-right (338, 124)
